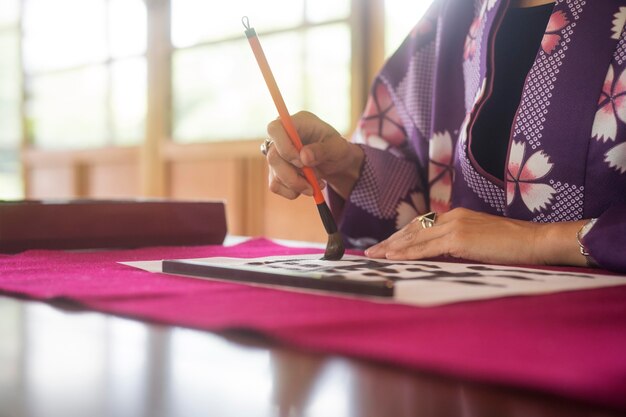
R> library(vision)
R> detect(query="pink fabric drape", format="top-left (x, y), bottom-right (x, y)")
top-left (1, 238), bottom-right (625, 410)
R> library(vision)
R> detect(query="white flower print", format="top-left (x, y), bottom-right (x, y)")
top-left (506, 141), bottom-right (556, 213)
top-left (479, 0), bottom-right (498, 18)
top-left (591, 64), bottom-right (626, 142)
top-left (395, 192), bottom-right (426, 230)
top-left (605, 142), bottom-right (626, 174)
top-left (363, 133), bottom-right (391, 150)
top-left (346, 236), bottom-right (379, 249)
top-left (612, 7), bottom-right (626, 40)
top-left (429, 131), bottom-right (454, 213)
top-left (471, 78), bottom-right (487, 112)
top-left (458, 113), bottom-right (471, 146)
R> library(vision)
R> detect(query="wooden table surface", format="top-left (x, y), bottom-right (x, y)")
top-left (0, 294), bottom-right (622, 417)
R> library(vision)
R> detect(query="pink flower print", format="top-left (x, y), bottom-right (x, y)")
top-left (395, 192), bottom-right (427, 229)
top-left (430, 189), bottom-right (452, 214)
top-left (359, 80), bottom-right (406, 147)
top-left (429, 131), bottom-right (454, 213)
top-left (605, 142), bottom-right (626, 174)
top-left (541, 10), bottom-right (568, 54)
top-left (410, 3), bottom-right (439, 38)
top-left (506, 141), bottom-right (556, 213)
top-left (591, 65), bottom-right (626, 142)
top-left (464, 17), bottom-right (481, 61)
top-left (411, 16), bottom-right (436, 38)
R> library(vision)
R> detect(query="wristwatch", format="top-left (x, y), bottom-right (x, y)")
top-left (576, 218), bottom-right (598, 267)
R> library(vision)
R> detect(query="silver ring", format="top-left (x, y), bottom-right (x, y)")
top-left (415, 211), bottom-right (437, 228)
top-left (260, 138), bottom-right (274, 156)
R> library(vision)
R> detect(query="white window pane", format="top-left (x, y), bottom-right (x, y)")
top-left (305, 0), bottom-right (350, 24)
top-left (173, 33), bottom-right (303, 142)
top-left (0, 31), bottom-right (21, 147)
top-left (172, 0), bottom-right (304, 48)
top-left (0, 150), bottom-right (23, 199)
top-left (305, 24), bottom-right (351, 134)
top-left (28, 66), bottom-right (108, 149)
top-left (111, 58), bottom-right (146, 145)
top-left (23, 0), bottom-right (107, 72)
top-left (0, 0), bottom-right (20, 26)
top-left (109, 0), bottom-right (147, 58)
top-left (385, 0), bottom-right (434, 57)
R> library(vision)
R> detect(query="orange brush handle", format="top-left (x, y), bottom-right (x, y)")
top-left (246, 32), bottom-right (325, 205)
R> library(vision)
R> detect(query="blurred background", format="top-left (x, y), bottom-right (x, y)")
top-left (0, 0), bottom-right (433, 241)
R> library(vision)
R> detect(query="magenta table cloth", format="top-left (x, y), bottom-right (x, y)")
top-left (1, 238), bottom-right (625, 410)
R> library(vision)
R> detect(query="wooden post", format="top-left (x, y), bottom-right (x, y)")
top-left (142, 0), bottom-right (171, 197)
top-left (350, 0), bottom-right (385, 131)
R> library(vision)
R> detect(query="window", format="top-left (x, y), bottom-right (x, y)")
top-left (0, 0), bottom-right (23, 199)
top-left (384, 0), bottom-right (435, 58)
top-left (10, 0), bottom-right (432, 202)
top-left (22, 0), bottom-right (147, 149)
top-left (171, 0), bottom-right (352, 142)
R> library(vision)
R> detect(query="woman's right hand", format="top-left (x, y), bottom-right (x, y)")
top-left (265, 111), bottom-right (364, 200)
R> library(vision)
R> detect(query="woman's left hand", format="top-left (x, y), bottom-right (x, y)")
top-left (365, 207), bottom-right (587, 266)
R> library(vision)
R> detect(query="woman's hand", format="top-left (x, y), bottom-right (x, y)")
top-left (266, 111), bottom-right (364, 200)
top-left (365, 207), bottom-right (588, 266)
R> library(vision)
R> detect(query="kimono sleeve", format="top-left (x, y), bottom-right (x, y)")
top-left (328, 79), bottom-right (428, 249)
top-left (582, 203), bottom-right (626, 272)
top-left (328, 143), bottom-right (426, 249)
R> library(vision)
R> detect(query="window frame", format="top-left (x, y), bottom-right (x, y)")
top-left (21, 0), bottom-right (148, 150)
top-left (15, 0), bottom-right (388, 197)
top-left (0, 2), bottom-right (25, 199)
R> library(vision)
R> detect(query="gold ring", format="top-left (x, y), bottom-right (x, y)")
top-left (260, 138), bottom-right (274, 156)
top-left (415, 211), bottom-right (437, 228)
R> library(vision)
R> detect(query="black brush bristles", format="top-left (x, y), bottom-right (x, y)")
top-left (323, 231), bottom-right (345, 261)
top-left (316, 202), bottom-right (345, 260)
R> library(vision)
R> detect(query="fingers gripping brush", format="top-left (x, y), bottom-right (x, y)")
top-left (242, 16), bottom-right (345, 260)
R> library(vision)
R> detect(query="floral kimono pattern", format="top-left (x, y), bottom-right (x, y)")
top-left (332, 0), bottom-right (626, 272)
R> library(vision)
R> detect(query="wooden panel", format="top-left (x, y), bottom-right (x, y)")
top-left (163, 140), bottom-right (262, 160)
top-left (164, 142), bottom-right (266, 238)
top-left (22, 147), bottom-right (141, 200)
top-left (263, 190), bottom-right (328, 243)
top-left (23, 142), bottom-right (331, 242)
top-left (261, 158), bottom-right (327, 243)
top-left (168, 159), bottom-right (245, 235)
top-left (243, 156), bottom-right (268, 237)
top-left (26, 166), bottom-right (76, 199)
top-left (166, 149), bottom-right (326, 242)
top-left (87, 163), bottom-right (140, 198)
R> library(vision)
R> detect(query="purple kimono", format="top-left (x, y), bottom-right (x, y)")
top-left (333, 0), bottom-right (626, 272)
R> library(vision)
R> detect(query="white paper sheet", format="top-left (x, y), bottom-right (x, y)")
top-left (122, 254), bottom-right (626, 307)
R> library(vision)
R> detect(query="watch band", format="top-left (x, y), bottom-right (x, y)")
top-left (576, 218), bottom-right (598, 267)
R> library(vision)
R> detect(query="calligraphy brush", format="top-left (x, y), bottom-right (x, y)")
top-left (242, 16), bottom-right (345, 261)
